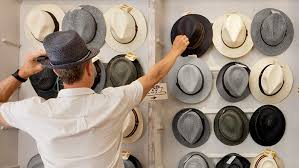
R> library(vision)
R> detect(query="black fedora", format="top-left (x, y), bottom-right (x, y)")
top-left (91, 59), bottom-right (106, 93)
top-left (38, 30), bottom-right (98, 69)
top-left (216, 153), bottom-right (250, 168)
top-left (249, 105), bottom-right (286, 146)
top-left (171, 14), bottom-right (213, 57)
top-left (29, 67), bottom-right (63, 100)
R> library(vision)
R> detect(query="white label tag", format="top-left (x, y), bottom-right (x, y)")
top-left (125, 52), bottom-right (138, 61)
top-left (182, 10), bottom-right (192, 17)
top-left (226, 156), bottom-right (236, 164)
top-left (144, 83), bottom-right (168, 101)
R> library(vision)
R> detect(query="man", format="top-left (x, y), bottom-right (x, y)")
top-left (0, 30), bottom-right (189, 168)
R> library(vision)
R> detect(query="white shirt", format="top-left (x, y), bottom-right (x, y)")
top-left (0, 80), bottom-right (143, 168)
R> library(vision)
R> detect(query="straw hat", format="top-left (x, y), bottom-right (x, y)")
top-left (122, 108), bottom-right (144, 144)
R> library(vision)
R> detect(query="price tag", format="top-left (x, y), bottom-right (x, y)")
top-left (144, 83), bottom-right (168, 101)
top-left (125, 52), bottom-right (138, 61)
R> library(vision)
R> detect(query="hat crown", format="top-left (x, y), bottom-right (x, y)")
top-left (177, 111), bottom-right (203, 144)
top-left (222, 14), bottom-right (247, 48)
top-left (123, 110), bottom-right (136, 137)
top-left (110, 58), bottom-right (138, 86)
top-left (110, 8), bottom-right (136, 44)
top-left (224, 65), bottom-right (249, 97)
top-left (219, 110), bottom-right (243, 141)
top-left (261, 64), bottom-right (284, 95)
top-left (261, 12), bottom-right (287, 46)
top-left (177, 64), bottom-right (203, 95)
top-left (26, 10), bottom-right (55, 41)
top-left (258, 158), bottom-right (278, 168)
top-left (184, 155), bottom-right (208, 168)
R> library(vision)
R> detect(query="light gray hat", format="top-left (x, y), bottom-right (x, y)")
top-left (168, 56), bottom-right (212, 104)
top-left (27, 154), bottom-right (44, 168)
top-left (216, 62), bottom-right (250, 102)
top-left (178, 152), bottom-right (214, 168)
top-left (62, 5), bottom-right (106, 53)
top-left (251, 8), bottom-right (294, 56)
top-left (172, 108), bottom-right (210, 148)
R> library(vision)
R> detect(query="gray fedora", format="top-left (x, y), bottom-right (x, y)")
top-left (251, 8), bottom-right (294, 56)
top-left (214, 106), bottom-right (249, 146)
top-left (106, 55), bottom-right (143, 87)
top-left (27, 154), bottom-right (44, 168)
top-left (168, 56), bottom-right (212, 104)
top-left (91, 60), bottom-right (106, 93)
top-left (172, 108), bottom-right (210, 148)
top-left (178, 152), bottom-right (214, 168)
top-left (38, 30), bottom-right (98, 69)
top-left (62, 5), bottom-right (106, 53)
top-left (216, 62), bottom-right (250, 102)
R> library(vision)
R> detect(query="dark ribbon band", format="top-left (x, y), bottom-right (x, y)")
top-left (221, 29), bottom-right (248, 49)
top-left (124, 109), bottom-right (139, 138)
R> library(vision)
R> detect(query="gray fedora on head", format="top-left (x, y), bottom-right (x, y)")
top-left (106, 55), bottom-right (143, 87)
top-left (178, 152), bottom-right (214, 168)
top-left (38, 30), bottom-right (98, 69)
top-left (27, 154), bottom-right (44, 168)
top-left (172, 108), bottom-right (210, 148)
top-left (168, 56), bottom-right (212, 104)
top-left (251, 8), bottom-right (294, 56)
top-left (62, 5), bottom-right (106, 53)
top-left (216, 62), bottom-right (250, 102)
top-left (214, 106), bottom-right (249, 146)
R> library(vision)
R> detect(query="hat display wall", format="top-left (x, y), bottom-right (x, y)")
top-left (122, 108), bottom-right (144, 144)
top-left (168, 56), bottom-right (212, 104)
top-left (178, 152), bottom-right (214, 168)
top-left (214, 106), bottom-right (249, 146)
top-left (213, 12), bottom-right (253, 58)
top-left (251, 8), bottom-right (294, 56)
top-left (62, 5), bottom-right (106, 54)
top-left (106, 54), bottom-right (143, 87)
top-left (105, 4), bottom-right (147, 53)
top-left (171, 14), bottom-right (213, 57)
top-left (216, 153), bottom-right (250, 168)
top-left (216, 62), bottom-right (251, 102)
top-left (250, 149), bottom-right (284, 168)
top-left (29, 67), bottom-right (63, 100)
top-left (122, 152), bottom-right (143, 168)
top-left (249, 58), bottom-right (293, 104)
top-left (249, 105), bottom-right (286, 146)
top-left (27, 154), bottom-right (44, 168)
top-left (172, 108), bottom-right (210, 148)
top-left (25, 4), bottom-right (65, 48)
top-left (91, 56), bottom-right (106, 93)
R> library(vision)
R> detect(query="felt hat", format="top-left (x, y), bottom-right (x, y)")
top-left (213, 12), bottom-right (253, 58)
top-left (249, 105), bottom-right (286, 146)
top-left (122, 152), bottom-right (143, 168)
top-left (104, 4), bottom-right (147, 53)
top-left (172, 108), bottom-right (210, 148)
top-left (250, 149), bottom-right (284, 168)
top-left (216, 153), bottom-right (250, 168)
top-left (91, 56), bottom-right (106, 93)
top-left (106, 54), bottom-right (143, 87)
top-left (122, 108), bottom-right (144, 144)
top-left (216, 62), bottom-right (251, 102)
top-left (171, 14), bottom-right (213, 57)
top-left (62, 5), bottom-right (106, 54)
top-left (29, 67), bottom-right (63, 100)
top-left (38, 30), bottom-right (98, 69)
top-left (251, 8), bottom-right (294, 56)
top-left (168, 56), bottom-right (212, 104)
top-left (214, 106), bottom-right (249, 146)
top-left (249, 58), bottom-right (293, 104)
top-left (27, 154), bottom-right (44, 168)
top-left (25, 4), bottom-right (65, 49)
top-left (178, 152), bottom-right (214, 168)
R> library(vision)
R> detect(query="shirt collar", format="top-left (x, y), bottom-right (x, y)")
top-left (58, 88), bottom-right (95, 98)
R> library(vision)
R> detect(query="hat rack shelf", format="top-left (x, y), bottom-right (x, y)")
top-left (1, 38), bottom-right (21, 48)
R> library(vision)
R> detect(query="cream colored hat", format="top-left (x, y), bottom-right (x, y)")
top-left (213, 12), bottom-right (253, 58)
top-left (25, 4), bottom-right (65, 49)
top-left (250, 149), bottom-right (284, 168)
top-left (105, 4), bottom-right (147, 53)
top-left (122, 108), bottom-right (144, 144)
top-left (249, 58), bottom-right (293, 104)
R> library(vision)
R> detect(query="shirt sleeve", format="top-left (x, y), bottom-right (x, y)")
top-left (116, 80), bottom-right (144, 109)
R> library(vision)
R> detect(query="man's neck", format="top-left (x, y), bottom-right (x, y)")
top-left (63, 82), bottom-right (91, 89)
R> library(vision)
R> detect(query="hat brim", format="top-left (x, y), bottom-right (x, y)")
top-left (171, 14), bottom-right (213, 57)
top-left (214, 106), bottom-right (249, 146)
top-left (91, 57), bottom-right (107, 93)
top-left (25, 4), bottom-right (65, 49)
top-left (178, 152), bottom-right (214, 168)
top-left (104, 4), bottom-right (147, 53)
top-left (27, 154), bottom-right (44, 168)
top-left (172, 108), bottom-right (210, 148)
top-left (123, 108), bottom-right (144, 144)
top-left (216, 62), bottom-right (251, 102)
top-left (212, 13), bottom-right (253, 58)
top-left (250, 152), bottom-right (284, 168)
top-left (123, 155), bottom-right (143, 168)
top-left (216, 153), bottom-right (250, 168)
top-left (251, 8), bottom-right (294, 56)
top-left (249, 58), bottom-right (293, 104)
top-left (168, 56), bottom-right (212, 104)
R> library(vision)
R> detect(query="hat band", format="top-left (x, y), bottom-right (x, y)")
top-left (124, 109), bottom-right (139, 138)
top-left (221, 29), bottom-right (248, 49)
top-left (49, 50), bottom-right (91, 67)
top-left (258, 64), bottom-right (284, 96)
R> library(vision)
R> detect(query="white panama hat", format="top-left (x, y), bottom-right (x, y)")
top-left (250, 149), bottom-right (284, 168)
top-left (122, 108), bottom-right (144, 144)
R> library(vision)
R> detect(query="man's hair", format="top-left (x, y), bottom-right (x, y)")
top-left (55, 63), bottom-right (87, 84)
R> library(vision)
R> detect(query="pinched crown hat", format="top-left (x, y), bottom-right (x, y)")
top-left (250, 149), bottom-right (284, 168)
top-left (122, 108), bottom-right (144, 144)
top-left (216, 153), bottom-right (250, 168)
top-left (178, 152), bottom-right (214, 168)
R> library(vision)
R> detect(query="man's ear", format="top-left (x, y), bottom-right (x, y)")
top-left (86, 61), bottom-right (93, 77)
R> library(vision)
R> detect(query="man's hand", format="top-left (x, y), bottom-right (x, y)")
top-left (19, 50), bottom-right (46, 79)
top-left (171, 35), bottom-right (189, 56)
